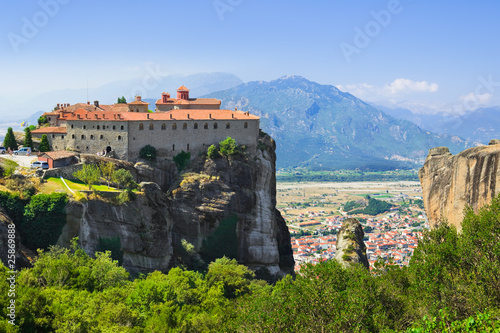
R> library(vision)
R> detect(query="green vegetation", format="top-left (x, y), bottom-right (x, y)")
top-left (3, 127), bottom-right (18, 150)
top-left (96, 236), bottom-right (123, 265)
top-left (207, 137), bottom-right (242, 159)
top-left (117, 96), bottom-right (127, 104)
top-left (139, 144), bottom-right (157, 161)
top-left (113, 168), bottom-right (136, 191)
top-left (39, 134), bottom-right (50, 152)
top-left (173, 151), bottom-right (191, 171)
top-left (1, 195), bottom-right (500, 330)
top-left (200, 214), bottom-right (238, 264)
top-left (17, 193), bottom-right (68, 250)
top-left (207, 144), bottom-right (219, 159)
top-left (350, 196), bottom-right (393, 215)
top-left (277, 168), bottom-right (419, 182)
top-left (37, 115), bottom-right (48, 125)
top-left (23, 127), bottom-right (33, 149)
top-left (99, 161), bottom-right (115, 188)
top-left (344, 200), bottom-right (362, 211)
top-left (1, 159), bottom-right (18, 178)
top-left (73, 164), bottom-right (101, 190)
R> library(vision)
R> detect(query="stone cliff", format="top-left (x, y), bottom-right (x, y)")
top-left (0, 207), bottom-right (35, 270)
top-left (419, 140), bottom-right (500, 230)
top-left (334, 218), bottom-right (369, 269)
top-left (57, 133), bottom-right (294, 279)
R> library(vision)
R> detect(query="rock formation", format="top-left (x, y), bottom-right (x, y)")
top-left (56, 133), bottom-right (294, 279)
top-left (0, 207), bottom-right (35, 270)
top-left (419, 140), bottom-right (500, 230)
top-left (334, 218), bottom-right (369, 269)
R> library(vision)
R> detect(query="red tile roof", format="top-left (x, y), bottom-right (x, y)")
top-left (177, 85), bottom-right (190, 91)
top-left (39, 150), bottom-right (76, 160)
top-left (32, 127), bottom-right (67, 134)
top-left (155, 98), bottom-right (221, 105)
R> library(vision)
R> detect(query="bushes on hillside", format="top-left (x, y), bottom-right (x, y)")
top-left (139, 145), bottom-right (157, 161)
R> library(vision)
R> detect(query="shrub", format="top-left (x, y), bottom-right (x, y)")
top-left (219, 137), bottom-right (237, 156)
top-left (1, 159), bottom-right (18, 178)
top-left (113, 169), bottom-right (136, 191)
top-left (37, 115), bottom-right (48, 125)
top-left (39, 134), bottom-right (50, 152)
top-left (173, 151), bottom-right (191, 171)
top-left (139, 145), bottom-right (157, 161)
top-left (3, 127), bottom-right (18, 150)
top-left (207, 144), bottom-right (219, 159)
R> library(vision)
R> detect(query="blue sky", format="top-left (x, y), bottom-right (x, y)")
top-left (1, 0), bottom-right (500, 118)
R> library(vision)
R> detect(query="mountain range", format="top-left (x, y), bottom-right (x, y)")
top-left (203, 76), bottom-right (473, 170)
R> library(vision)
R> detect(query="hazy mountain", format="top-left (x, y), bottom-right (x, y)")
top-left (203, 76), bottom-right (473, 170)
top-left (377, 105), bottom-right (500, 144)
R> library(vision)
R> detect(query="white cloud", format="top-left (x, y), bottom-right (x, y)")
top-left (459, 92), bottom-right (493, 110)
top-left (384, 78), bottom-right (439, 95)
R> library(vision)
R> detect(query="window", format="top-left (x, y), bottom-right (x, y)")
top-left (100, 135), bottom-right (104, 139)
top-left (121, 125), bottom-right (124, 130)
top-left (194, 123), bottom-right (198, 129)
top-left (226, 123), bottom-right (230, 129)
top-left (90, 135), bottom-right (94, 140)
top-left (139, 123), bottom-right (144, 130)
top-left (187, 144), bottom-right (190, 151)
top-left (172, 123), bottom-right (177, 130)
top-left (244, 122), bottom-right (248, 129)
top-left (86, 146), bottom-right (89, 150)
top-left (183, 123), bottom-right (187, 130)
top-left (204, 123), bottom-right (208, 129)
top-left (83, 125), bottom-right (86, 129)
top-left (172, 144), bottom-right (175, 151)
top-left (71, 124), bottom-right (74, 129)
top-left (52, 134), bottom-right (55, 138)
top-left (72, 134), bottom-right (75, 139)
top-left (61, 135), bottom-right (64, 139)
top-left (213, 123), bottom-right (218, 129)
top-left (113, 125), bottom-right (116, 130)
top-left (81, 135), bottom-right (85, 140)
top-left (161, 123), bottom-right (166, 130)
top-left (97, 125), bottom-right (100, 130)
top-left (118, 135), bottom-right (122, 140)
top-left (149, 123), bottom-right (154, 130)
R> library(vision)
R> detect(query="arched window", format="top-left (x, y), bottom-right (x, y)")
top-left (97, 125), bottom-right (100, 130)
top-left (121, 125), bottom-right (124, 130)
top-left (100, 135), bottom-right (104, 139)
top-left (113, 125), bottom-right (116, 130)
top-left (86, 146), bottom-right (89, 150)
top-left (194, 123), bottom-right (198, 129)
top-left (72, 134), bottom-right (75, 139)
top-left (204, 123), bottom-right (208, 129)
top-left (52, 134), bottom-right (55, 138)
top-left (81, 135), bottom-right (85, 140)
top-left (226, 123), bottom-right (230, 129)
top-left (118, 135), bottom-right (122, 140)
top-left (244, 122), bottom-right (248, 129)
top-left (61, 135), bottom-right (64, 139)
top-left (139, 123), bottom-right (144, 130)
top-left (183, 123), bottom-right (187, 130)
top-left (83, 125), bottom-right (86, 129)
top-left (149, 123), bottom-right (154, 130)
top-left (172, 123), bottom-right (177, 130)
top-left (161, 123), bottom-right (166, 130)
top-left (71, 124), bottom-right (74, 129)
top-left (90, 135), bottom-right (94, 140)
top-left (213, 123), bottom-right (218, 129)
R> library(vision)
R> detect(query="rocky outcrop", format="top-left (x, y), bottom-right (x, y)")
top-left (334, 218), bottom-right (369, 269)
top-left (59, 182), bottom-right (173, 276)
top-left (419, 141), bottom-right (500, 230)
top-left (58, 133), bottom-right (294, 279)
top-left (0, 207), bottom-right (35, 270)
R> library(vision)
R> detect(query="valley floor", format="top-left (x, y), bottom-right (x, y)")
top-left (276, 181), bottom-right (428, 270)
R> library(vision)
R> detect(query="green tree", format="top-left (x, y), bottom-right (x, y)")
top-left (39, 134), bottom-right (50, 152)
top-left (117, 96), bottom-right (127, 104)
top-left (219, 137), bottom-right (237, 156)
top-left (73, 164), bottom-right (100, 190)
top-left (113, 168), bottom-right (136, 190)
top-left (37, 115), bottom-right (48, 125)
top-left (24, 127), bottom-right (34, 149)
top-left (99, 161), bottom-right (115, 189)
top-left (3, 127), bottom-right (18, 150)
top-left (139, 144), bottom-right (157, 161)
top-left (173, 151), bottom-right (191, 171)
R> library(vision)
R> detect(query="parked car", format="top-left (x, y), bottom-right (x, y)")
top-left (14, 147), bottom-right (31, 155)
top-left (0, 147), bottom-right (5, 154)
top-left (30, 161), bottom-right (49, 170)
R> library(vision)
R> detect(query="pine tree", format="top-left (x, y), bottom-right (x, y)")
top-left (3, 127), bottom-right (18, 150)
top-left (39, 134), bottom-right (50, 152)
top-left (117, 96), bottom-right (127, 104)
top-left (24, 128), bottom-right (34, 149)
